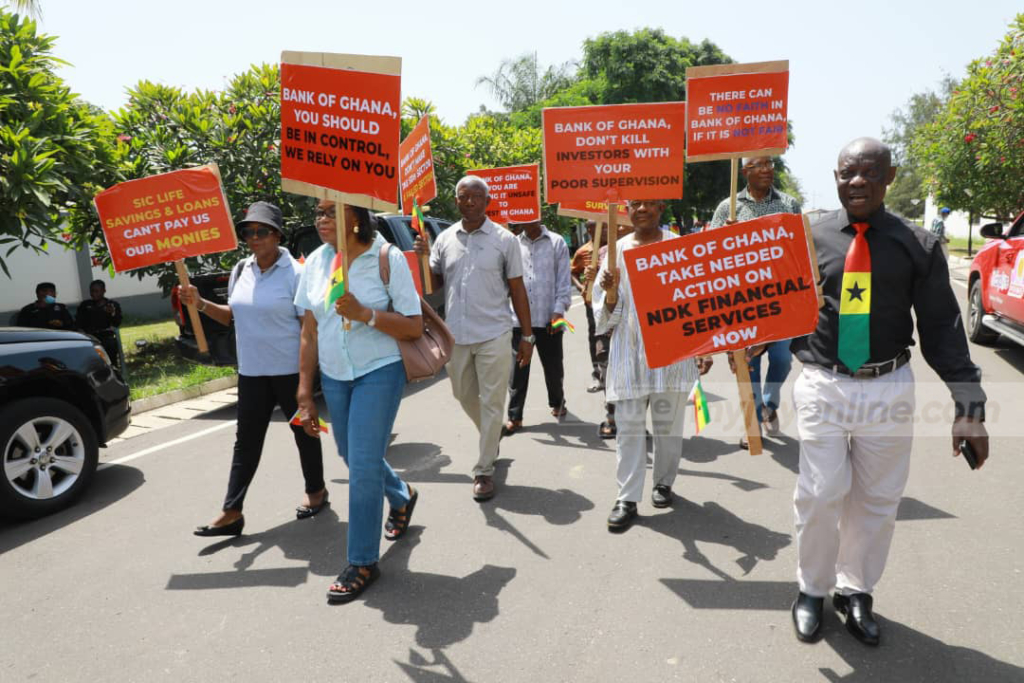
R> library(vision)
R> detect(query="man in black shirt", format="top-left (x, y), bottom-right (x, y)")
top-left (16, 282), bottom-right (74, 331)
top-left (76, 279), bottom-right (123, 368)
top-left (788, 138), bottom-right (988, 646)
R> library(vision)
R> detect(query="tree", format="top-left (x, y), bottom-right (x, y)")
top-left (3, 1), bottom-right (40, 17)
top-left (475, 53), bottom-right (577, 114)
top-left (0, 9), bottom-right (116, 276)
top-left (913, 14), bottom-right (1024, 221)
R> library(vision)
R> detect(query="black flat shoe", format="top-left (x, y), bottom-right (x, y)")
top-left (651, 485), bottom-right (673, 508)
top-left (194, 516), bottom-right (244, 537)
top-left (296, 490), bottom-right (329, 519)
top-left (792, 591), bottom-right (824, 643)
top-left (834, 593), bottom-right (880, 646)
top-left (607, 500), bottom-right (638, 531)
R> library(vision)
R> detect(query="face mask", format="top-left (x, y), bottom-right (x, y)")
top-left (44, 295), bottom-right (56, 305)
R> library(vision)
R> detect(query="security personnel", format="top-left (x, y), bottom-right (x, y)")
top-left (788, 138), bottom-right (988, 646)
top-left (16, 282), bottom-right (74, 330)
top-left (76, 279), bottom-right (123, 367)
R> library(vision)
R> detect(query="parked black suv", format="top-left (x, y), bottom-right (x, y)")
top-left (0, 328), bottom-right (131, 518)
top-left (172, 213), bottom-right (452, 365)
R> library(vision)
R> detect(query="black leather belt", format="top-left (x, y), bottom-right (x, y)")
top-left (828, 349), bottom-right (911, 378)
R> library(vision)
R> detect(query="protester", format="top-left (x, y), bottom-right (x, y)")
top-left (295, 199), bottom-right (424, 605)
top-left (414, 176), bottom-right (533, 502)
top-left (502, 219), bottom-right (572, 435)
top-left (711, 156), bottom-right (802, 447)
top-left (188, 202), bottom-right (326, 538)
top-left (16, 282), bottom-right (74, 330)
top-left (931, 206), bottom-right (951, 259)
top-left (788, 138), bottom-right (988, 646)
top-left (75, 280), bottom-right (123, 368)
top-left (594, 199), bottom-right (712, 531)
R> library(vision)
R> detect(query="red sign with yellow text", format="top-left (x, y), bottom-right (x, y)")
top-left (94, 166), bottom-right (236, 272)
top-left (399, 115), bottom-right (436, 212)
top-left (467, 164), bottom-right (541, 224)
top-left (686, 66), bottom-right (788, 161)
top-left (542, 102), bottom-right (686, 204)
top-left (280, 62), bottom-right (400, 203)
top-left (624, 213), bottom-right (817, 368)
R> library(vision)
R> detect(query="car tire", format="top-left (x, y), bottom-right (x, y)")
top-left (0, 398), bottom-right (99, 519)
top-left (967, 279), bottom-right (999, 345)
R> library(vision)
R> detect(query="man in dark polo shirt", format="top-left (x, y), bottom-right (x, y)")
top-left (76, 280), bottom-right (123, 368)
top-left (16, 282), bottom-right (74, 330)
top-left (788, 138), bottom-right (989, 646)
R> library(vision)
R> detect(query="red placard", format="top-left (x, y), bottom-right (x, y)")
top-left (624, 213), bottom-right (817, 368)
top-left (466, 163), bottom-right (541, 224)
top-left (685, 62), bottom-right (789, 161)
top-left (280, 59), bottom-right (400, 205)
top-left (557, 199), bottom-right (632, 226)
top-left (94, 165), bottom-right (237, 272)
top-left (404, 251), bottom-right (423, 297)
top-left (542, 102), bottom-right (686, 205)
top-left (399, 115), bottom-right (437, 212)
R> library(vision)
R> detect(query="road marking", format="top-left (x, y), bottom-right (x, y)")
top-left (98, 421), bottom-right (235, 470)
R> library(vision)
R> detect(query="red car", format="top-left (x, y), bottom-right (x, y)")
top-left (967, 210), bottom-right (1024, 346)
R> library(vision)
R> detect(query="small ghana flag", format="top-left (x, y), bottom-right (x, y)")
top-left (689, 379), bottom-right (710, 434)
top-left (411, 197), bottom-right (427, 240)
top-left (838, 222), bottom-right (871, 371)
top-left (551, 316), bottom-right (575, 333)
top-left (325, 249), bottom-right (345, 312)
top-left (289, 409), bottom-right (329, 434)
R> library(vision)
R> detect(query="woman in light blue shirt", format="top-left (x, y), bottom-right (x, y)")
top-left (295, 200), bottom-right (423, 605)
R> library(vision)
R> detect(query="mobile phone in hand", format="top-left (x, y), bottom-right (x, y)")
top-left (959, 439), bottom-right (979, 470)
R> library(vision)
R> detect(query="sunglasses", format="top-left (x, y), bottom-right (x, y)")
top-left (240, 226), bottom-right (276, 239)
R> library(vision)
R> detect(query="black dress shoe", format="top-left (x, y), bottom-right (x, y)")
top-left (194, 516), bottom-right (244, 537)
top-left (607, 501), bottom-right (638, 531)
top-left (834, 593), bottom-right (880, 646)
top-left (791, 592), bottom-right (824, 643)
top-left (651, 485), bottom-right (673, 508)
top-left (296, 490), bottom-right (330, 519)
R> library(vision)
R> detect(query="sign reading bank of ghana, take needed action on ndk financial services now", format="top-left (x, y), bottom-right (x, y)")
top-left (467, 163), bottom-right (541, 224)
top-left (94, 165), bottom-right (237, 272)
top-left (625, 213), bottom-right (818, 369)
top-left (542, 101), bottom-right (686, 204)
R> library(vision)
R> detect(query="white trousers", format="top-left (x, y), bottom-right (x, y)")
top-left (793, 364), bottom-right (915, 597)
top-left (614, 388), bottom-right (692, 502)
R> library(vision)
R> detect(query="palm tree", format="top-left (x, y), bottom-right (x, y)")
top-left (476, 53), bottom-right (576, 113)
top-left (5, 1), bottom-right (41, 17)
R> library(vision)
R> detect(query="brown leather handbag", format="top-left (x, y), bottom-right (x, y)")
top-left (378, 243), bottom-right (454, 382)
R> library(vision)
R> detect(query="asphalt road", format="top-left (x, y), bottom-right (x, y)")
top-left (2, 271), bottom-right (1023, 683)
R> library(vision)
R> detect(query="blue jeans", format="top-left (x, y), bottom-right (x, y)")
top-left (321, 361), bottom-right (410, 566)
top-left (749, 340), bottom-right (793, 422)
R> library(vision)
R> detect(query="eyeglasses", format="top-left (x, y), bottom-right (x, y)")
top-left (315, 207), bottom-right (337, 220)
top-left (240, 226), bottom-right (275, 239)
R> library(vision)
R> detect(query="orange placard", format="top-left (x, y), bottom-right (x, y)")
top-left (467, 163), bottom-right (541, 224)
top-left (399, 115), bottom-right (436, 212)
top-left (404, 250), bottom-right (423, 297)
top-left (280, 58), bottom-right (400, 205)
top-left (94, 165), bottom-right (237, 273)
top-left (542, 102), bottom-right (686, 205)
top-left (624, 213), bottom-right (818, 368)
top-left (557, 199), bottom-right (632, 226)
top-left (686, 62), bottom-right (789, 161)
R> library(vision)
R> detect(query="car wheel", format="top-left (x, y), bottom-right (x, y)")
top-left (0, 398), bottom-right (99, 519)
top-left (967, 279), bottom-right (999, 345)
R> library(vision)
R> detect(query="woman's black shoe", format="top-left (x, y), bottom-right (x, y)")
top-left (296, 490), bottom-right (330, 519)
top-left (194, 516), bottom-right (244, 537)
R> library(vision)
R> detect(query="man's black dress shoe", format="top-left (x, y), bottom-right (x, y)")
top-left (833, 593), bottom-right (880, 646)
top-left (651, 485), bottom-right (673, 508)
top-left (791, 592), bottom-right (824, 642)
top-left (193, 516), bottom-right (244, 537)
top-left (607, 501), bottom-right (638, 530)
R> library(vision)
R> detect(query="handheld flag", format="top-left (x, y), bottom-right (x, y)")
top-left (290, 409), bottom-right (329, 434)
top-left (325, 250), bottom-right (345, 312)
top-left (688, 379), bottom-right (710, 434)
top-left (411, 197), bottom-right (428, 240)
top-left (551, 316), bottom-right (576, 333)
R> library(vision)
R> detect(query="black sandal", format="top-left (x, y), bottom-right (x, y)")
top-left (326, 563), bottom-right (380, 604)
top-left (599, 420), bottom-right (617, 439)
top-left (384, 486), bottom-right (418, 541)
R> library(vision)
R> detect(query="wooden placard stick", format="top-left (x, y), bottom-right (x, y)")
top-left (802, 213), bottom-right (824, 308)
top-left (173, 259), bottom-right (209, 356)
top-left (584, 220), bottom-right (605, 302)
top-left (606, 203), bottom-right (618, 306)
top-left (419, 207), bottom-right (433, 295)
top-left (332, 190), bottom-right (352, 331)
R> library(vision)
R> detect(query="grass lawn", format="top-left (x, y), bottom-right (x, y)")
top-left (119, 316), bottom-right (235, 401)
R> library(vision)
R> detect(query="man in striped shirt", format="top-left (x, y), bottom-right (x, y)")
top-left (594, 199), bottom-right (713, 531)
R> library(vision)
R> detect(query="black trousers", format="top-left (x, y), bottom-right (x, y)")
top-left (223, 373), bottom-right (325, 511)
top-left (585, 303), bottom-right (615, 419)
top-left (507, 326), bottom-right (565, 421)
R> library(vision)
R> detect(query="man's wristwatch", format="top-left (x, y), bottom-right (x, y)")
top-left (521, 334), bottom-right (536, 344)
top-left (367, 309), bottom-right (377, 327)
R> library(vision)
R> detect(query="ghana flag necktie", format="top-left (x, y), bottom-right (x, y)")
top-left (838, 222), bottom-right (871, 371)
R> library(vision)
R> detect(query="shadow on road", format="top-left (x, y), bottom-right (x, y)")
top-left (677, 467), bottom-right (771, 492)
top-left (0, 464), bottom-right (145, 554)
top-left (681, 435), bottom-right (740, 464)
top-left (330, 439), bottom-right (473, 487)
top-left (524, 419), bottom-right (613, 452)
top-left (394, 648), bottom-right (474, 683)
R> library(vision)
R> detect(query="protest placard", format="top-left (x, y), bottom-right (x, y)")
top-left (542, 102), bottom-right (686, 204)
top-left (624, 213), bottom-right (817, 369)
top-left (557, 199), bottom-right (631, 226)
top-left (399, 115), bottom-right (436, 211)
top-left (466, 163), bottom-right (541, 224)
top-left (280, 51), bottom-right (401, 211)
top-left (685, 61), bottom-right (789, 162)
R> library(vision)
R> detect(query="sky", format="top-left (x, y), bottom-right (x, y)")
top-left (31, 0), bottom-right (1022, 213)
